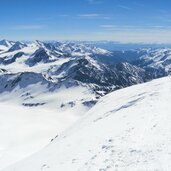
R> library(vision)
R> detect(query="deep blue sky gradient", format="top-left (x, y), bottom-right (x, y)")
top-left (0, 0), bottom-right (171, 42)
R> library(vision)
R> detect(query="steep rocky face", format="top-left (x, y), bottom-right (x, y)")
top-left (145, 66), bottom-right (167, 79)
top-left (0, 39), bottom-right (14, 47)
top-left (0, 72), bottom-right (50, 93)
top-left (113, 62), bottom-right (147, 87)
top-left (47, 56), bottom-right (150, 96)
top-left (25, 48), bottom-right (52, 66)
top-left (0, 68), bottom-right (8, 74)
top-left (0, 52), bottom-right (25, 65)
top-left (8, 41), bottom-right (27, 52)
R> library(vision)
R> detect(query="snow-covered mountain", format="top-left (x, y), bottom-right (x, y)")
top-left (133, 48), bottom-right (171, 73)
top-left (2, 76), bottom-right (171, 171)
top-left (0, 40), bottom-right (169, 115)
top-left (0, 39), bottom-right (14, 47)
top-left (0, 40), bottom-right (14, 51)
top-left (0, 39), bottom-right (171, 170)
top-left (0, 40), bottom-right (167, 96)
top-left (0, 41), bottom-right (170, 112)
top-left (8, 41), bottom-right (27, 52)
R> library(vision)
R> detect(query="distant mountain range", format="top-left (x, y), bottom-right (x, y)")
top-left (0, 39), bottom-right (170, 107)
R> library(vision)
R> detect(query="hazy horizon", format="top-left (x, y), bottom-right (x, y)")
top-left (1, 0), bottom-right (171, 43)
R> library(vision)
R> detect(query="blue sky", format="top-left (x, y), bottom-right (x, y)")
top-left (0, 0), bottom-right (171, 43)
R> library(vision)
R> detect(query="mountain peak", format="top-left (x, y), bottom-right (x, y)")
top-left (8, 41), bottom-right (27, 52)
top-left (34, 40), bottom-right (44, 47)
top-left (0, 39), bottom-right (14, 47)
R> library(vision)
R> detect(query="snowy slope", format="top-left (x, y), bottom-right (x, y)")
top-left (0, 102), bottom-right (80, 170)
top-left (0, 68), bottom-right (96, 170)
top-left (0, 70), bottom-right (97, 169)
top-left (0, 72), bottom-right (96, 170)
top-left (2, 76), bottom-right (171, 171)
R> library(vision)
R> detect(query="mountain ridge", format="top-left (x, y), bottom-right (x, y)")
top-left (0, 39), bottom-right (171, 170)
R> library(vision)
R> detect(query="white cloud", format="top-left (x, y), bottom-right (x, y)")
top-left (78, 14), bottom-right (112, 20)
top-left (118, 5), bottom-right (132, 10)
top-left (87, 0), bottom-right (104, 4)
top-left (94, 29), bottom-right (171, 43)
top-left (6, 29), bottom-right (171, 43)
top-left (100, 25), bottom-right (117, 28)
top-left (78, 14), bottom-right (100, 17)
top-left (12, 25), bottom-right (46, 30)
top-left (100, 25), bottom-right (171, 31)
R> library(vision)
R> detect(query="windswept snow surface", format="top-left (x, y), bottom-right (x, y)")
top-left (0, 83), bottom-right (95, 170)
top-left (0, 102), bottom-right (81, 170)
top-left (2, 76), bottom-right (171, 171)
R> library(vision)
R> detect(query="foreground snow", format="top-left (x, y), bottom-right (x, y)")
top-left (0, 102), bottom-right (83, 170)
top-left (2, 76), bottom-right (171, 171)
top-left (0, 74), bottom-right (96, 170)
